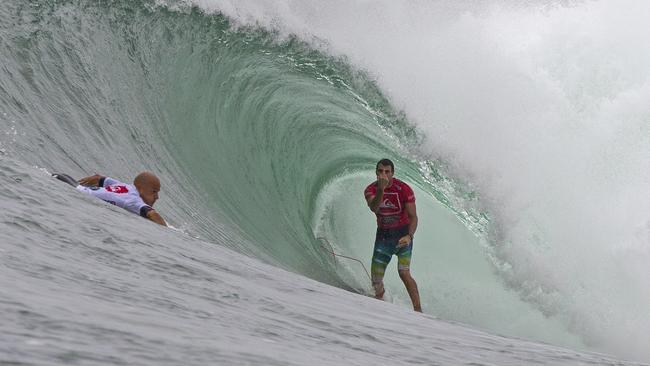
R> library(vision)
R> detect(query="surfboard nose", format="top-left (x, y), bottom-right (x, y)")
top-left (52, 173), bottom-right (78, 187)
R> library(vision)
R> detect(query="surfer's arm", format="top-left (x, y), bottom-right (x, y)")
top-left (366, 188), bottom-right (384, 213)
top-left (78, 174), bottom-right (104, 187)
top-left (146, 209), bottom-right (167, 226)
top-left (398, 202), bottom-right (418, 247)
top-left (405, 201), bottom-right (418, 239)
top-left (79, 174), bottom-right (122, 187)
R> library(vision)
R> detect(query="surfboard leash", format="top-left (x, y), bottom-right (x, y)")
top-left (316, 237), bottom-right (372, 282)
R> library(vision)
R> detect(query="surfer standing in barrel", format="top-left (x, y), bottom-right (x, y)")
top-left (364, 159), bottom-right (421, 312)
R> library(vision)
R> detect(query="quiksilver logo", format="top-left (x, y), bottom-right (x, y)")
top-left (381, 199), bottom-right (398, 209)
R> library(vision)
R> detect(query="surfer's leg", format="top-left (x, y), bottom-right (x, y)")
top-left (371, 243), bottom-right (392, 299)
top-left (397, 244), bottom-right (421, 312)
top-left (398, 269), bottom-right (421, 312)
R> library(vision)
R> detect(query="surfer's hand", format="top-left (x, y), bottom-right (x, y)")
top-left (78, 174), bottom-right (102, 187)
top-left (397, 235), bottom-right (411, 248)
top-left (377, 174), bottom-right (389, 191)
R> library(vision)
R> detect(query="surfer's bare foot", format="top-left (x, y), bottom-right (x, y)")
top-left (375, 288), bottom-right (385, 300)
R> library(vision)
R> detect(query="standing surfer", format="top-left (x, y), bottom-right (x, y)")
top-left (364, 159), bottom-right (421, 312)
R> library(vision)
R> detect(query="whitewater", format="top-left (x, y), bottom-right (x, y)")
top-left (2, 0), bottom-right (650, 364)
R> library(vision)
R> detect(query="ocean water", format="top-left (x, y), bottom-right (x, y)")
top-left (1, 0), bottom-right (649, 364)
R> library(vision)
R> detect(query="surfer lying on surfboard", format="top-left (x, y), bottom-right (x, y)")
top-left (53, 172), bottom-right (167, 227)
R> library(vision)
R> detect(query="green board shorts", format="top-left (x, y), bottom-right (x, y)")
top-left (371, 225), bottom-right (413, 284)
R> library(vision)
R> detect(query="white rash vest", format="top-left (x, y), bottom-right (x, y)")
top-left (77, 177), bottom-right (153, 218)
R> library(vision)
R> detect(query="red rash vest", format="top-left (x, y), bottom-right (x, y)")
top-left (364, 178), bottom-right (415, 229)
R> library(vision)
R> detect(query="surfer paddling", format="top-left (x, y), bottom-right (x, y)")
top-left (53, 172), bottom-right (167, 227)
top-left (364, 159), bottom-right (421, 312)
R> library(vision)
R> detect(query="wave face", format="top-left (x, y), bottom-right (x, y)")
top-left (2, 0), bottom-right (649, 361)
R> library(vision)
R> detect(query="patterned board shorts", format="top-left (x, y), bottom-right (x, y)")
top-left (371, 225), bottom-right (413, 284)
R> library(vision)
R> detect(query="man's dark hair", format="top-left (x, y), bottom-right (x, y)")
top-left (376, 158), bottom-right (394, 173)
